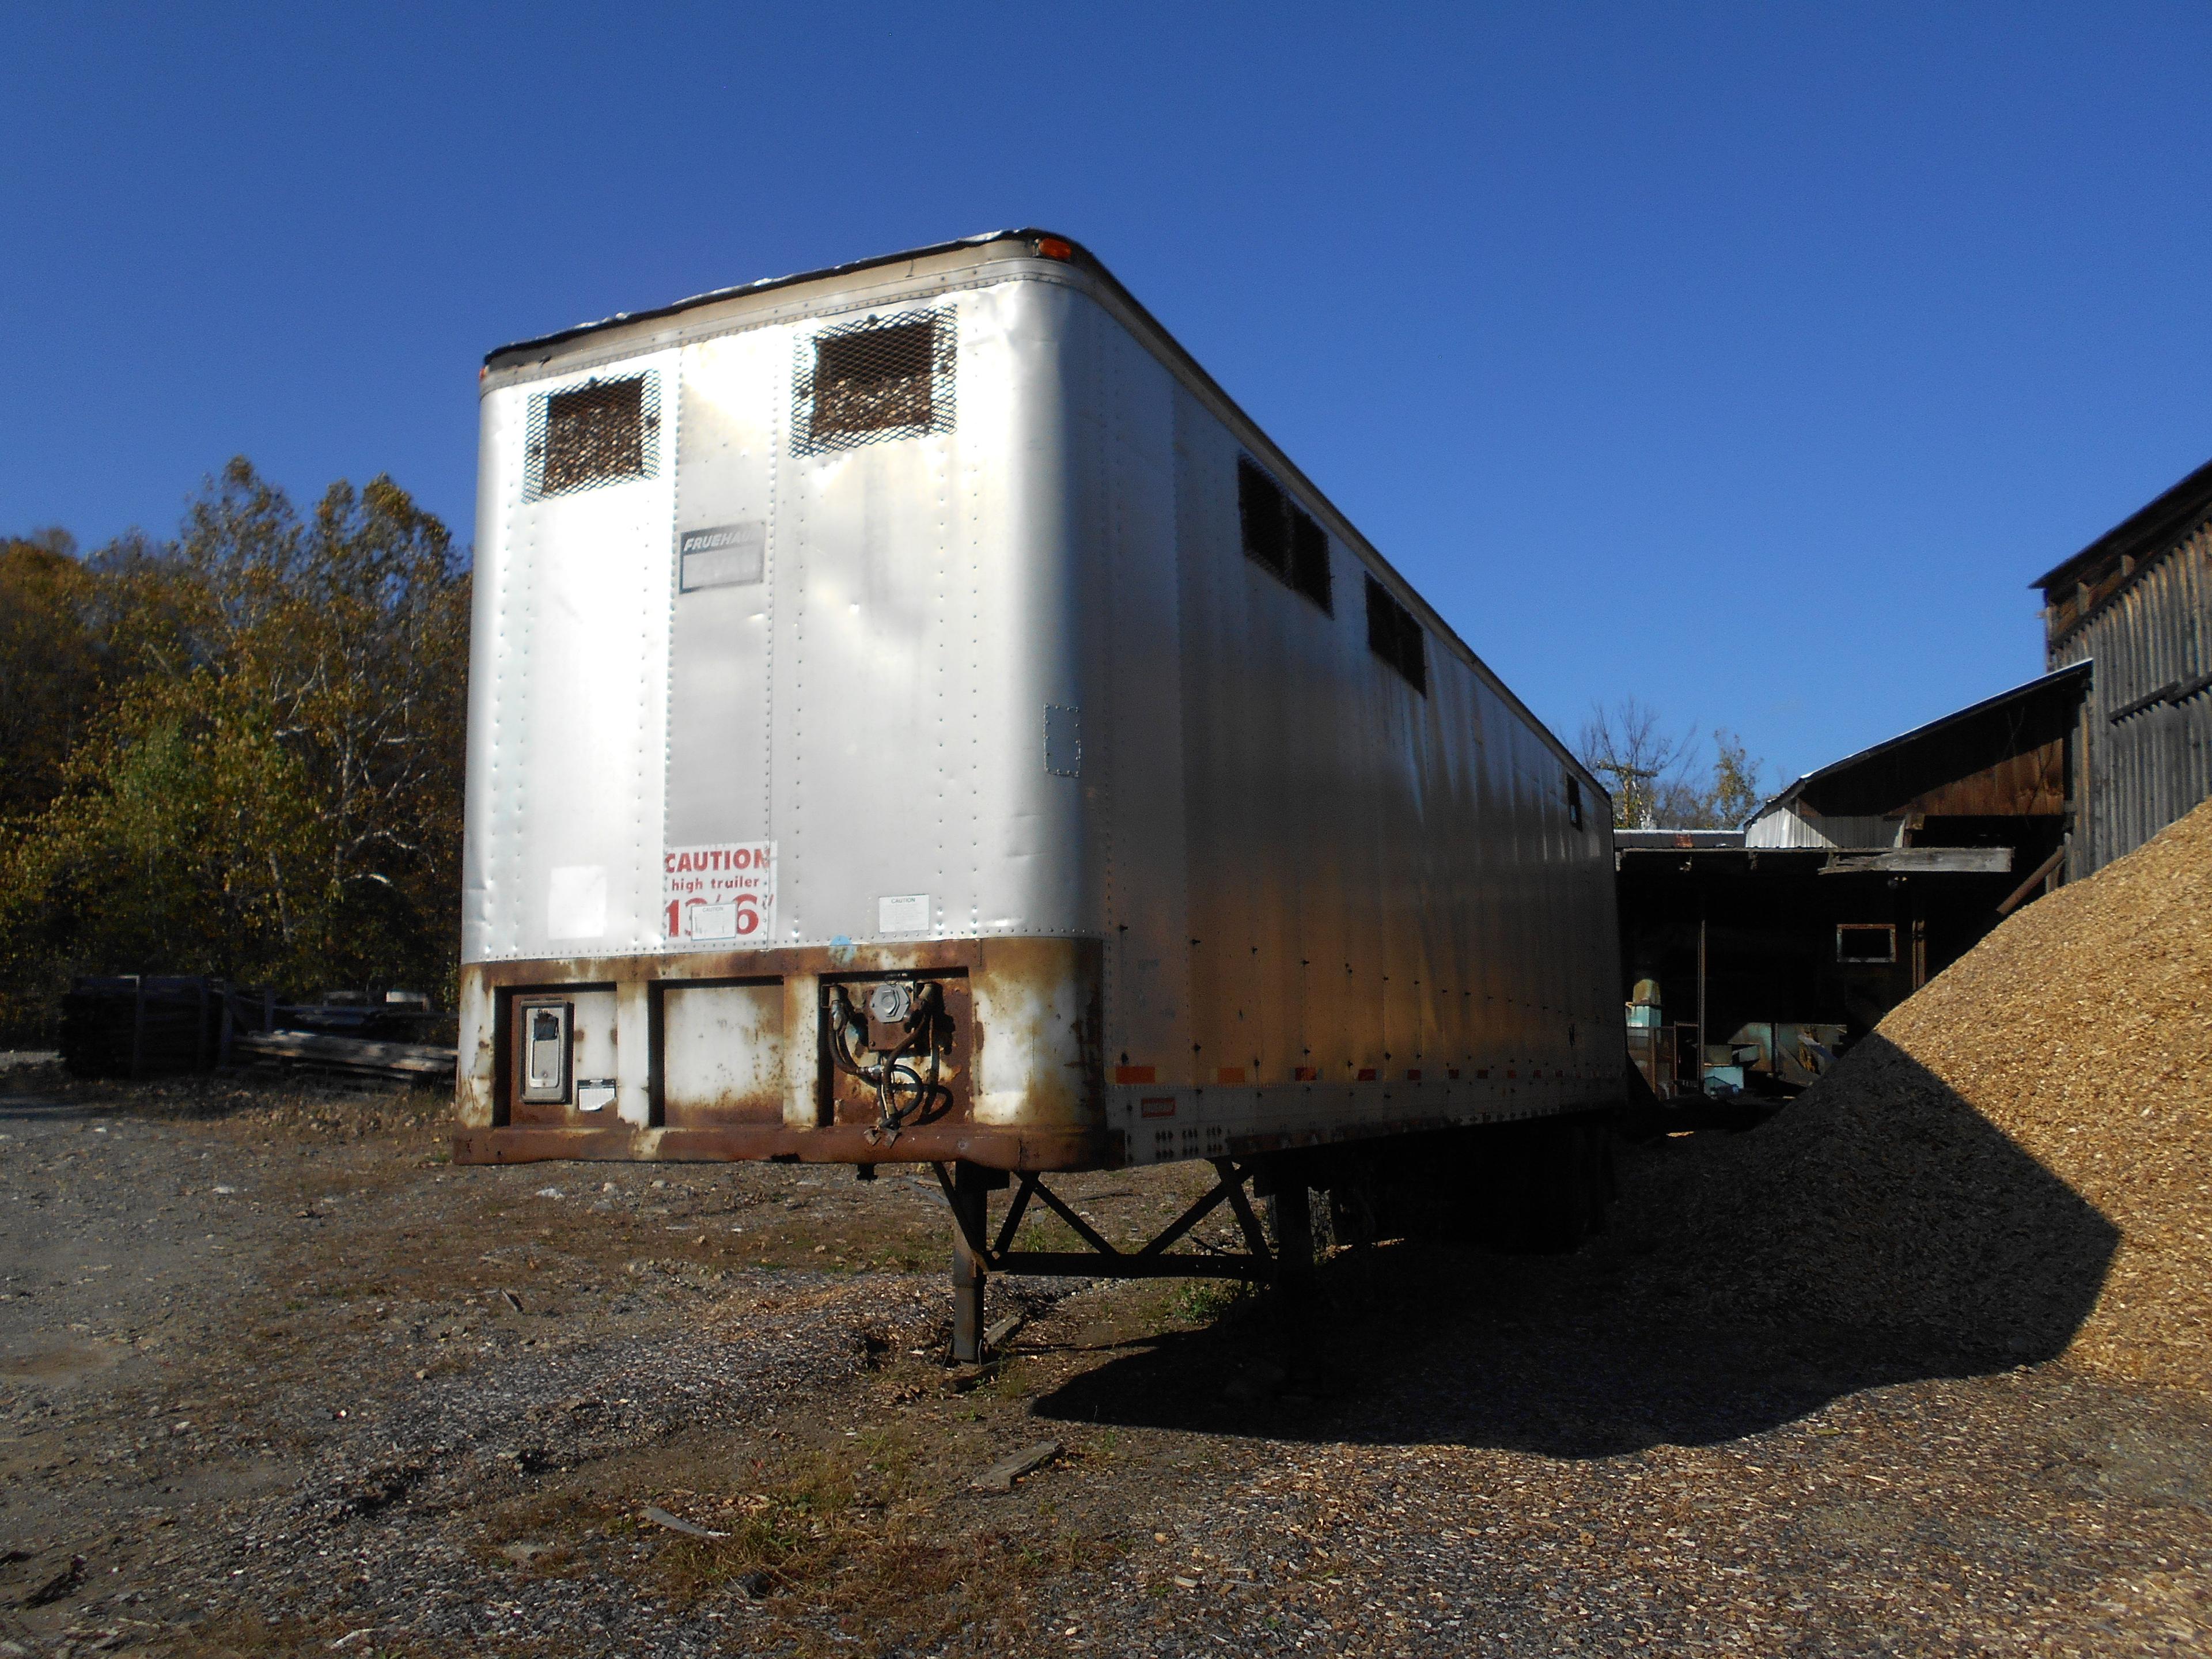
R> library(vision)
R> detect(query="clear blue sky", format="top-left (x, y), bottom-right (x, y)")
top-left (7, 3), bottom-right (2210, 790)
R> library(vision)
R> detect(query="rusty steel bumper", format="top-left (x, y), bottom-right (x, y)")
top-left (449, 937), bottom-right (1110, 1173)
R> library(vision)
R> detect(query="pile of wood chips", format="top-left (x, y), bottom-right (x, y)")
top-left (1637, 797), bottom-right (2212, 1394)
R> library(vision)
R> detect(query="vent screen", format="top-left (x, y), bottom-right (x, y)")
top-left (795, 308), bottom-right (956, 454)
top-left (1236, 457), bottom-right (1332, 611)
top-left (526, 371), bottom-right (660, 501)
top-left (1365, 575), bottom-right (1427, 694)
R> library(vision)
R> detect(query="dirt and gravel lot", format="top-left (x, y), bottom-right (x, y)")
top-left (1, 1063), bottom-right (2206, 1658)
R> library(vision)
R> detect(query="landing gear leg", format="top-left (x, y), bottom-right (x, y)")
top-left (948, 1162), bottom-right (990, 1363)
top-left (1270, 1181), bottom-right (1316, 1302)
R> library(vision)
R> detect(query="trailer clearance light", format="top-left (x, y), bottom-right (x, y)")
top-left (1036, 237), bottom-right (1074, 261)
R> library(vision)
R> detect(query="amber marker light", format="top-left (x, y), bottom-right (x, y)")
top-left (1036, 236), bottom-right (1075, 260)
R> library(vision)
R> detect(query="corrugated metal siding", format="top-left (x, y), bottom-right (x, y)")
top-left (2050, 518), bottom-right (2212, 872)
top-left (1744, 806), bottom-right (1902, 850)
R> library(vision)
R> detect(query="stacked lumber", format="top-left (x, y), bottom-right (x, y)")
top-left (233, 1029), bottom-right (457, 1087)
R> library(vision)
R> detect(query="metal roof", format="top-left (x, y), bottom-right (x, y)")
top-left (1747, 661), bottom-right (2092, 827)
top-left (2032, 454), bottom-right (2212, 594)
top-left (483, 229), bottom-right (1063, 364)
top-left (1613, 828), bottom-right (1747, 850)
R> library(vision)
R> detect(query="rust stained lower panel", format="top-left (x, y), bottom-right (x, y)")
top-left (452, 1122), bottom-right (1117, 1172)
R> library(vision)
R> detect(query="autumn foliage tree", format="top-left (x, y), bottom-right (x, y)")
top-left (0, 529), bottom-right (103, 823)
top-left (0, 460), bottom-right (470, 1037)
top-left (1577, 697), bottom-right (1768, 830)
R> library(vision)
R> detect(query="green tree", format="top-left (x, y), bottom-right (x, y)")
top-left (1701, 728), bottom-right (1767, 829)
top-left (0, 529), bottom-right (103, 822)
top-left (0, 460), bottom-right (470, 1037)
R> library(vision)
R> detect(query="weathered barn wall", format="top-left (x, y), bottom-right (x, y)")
top-left (2039, 464), bottom-right (2212, 874)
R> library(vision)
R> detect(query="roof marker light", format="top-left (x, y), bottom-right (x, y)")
top-left (1036, 237), bottom-right (1074, 261)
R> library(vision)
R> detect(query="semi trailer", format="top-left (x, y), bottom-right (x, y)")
top-left (453, 230), bottom-right (1624, 1357)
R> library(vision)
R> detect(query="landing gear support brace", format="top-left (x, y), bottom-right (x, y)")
top-left (933, 1157), bottom-right (1303, 1363)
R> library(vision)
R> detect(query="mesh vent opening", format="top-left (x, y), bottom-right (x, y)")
top-left (1237, 456), bottom-right (1332, 612)
top-left (794, 308), bottom-right (955, 454)
top-left (526, 371), bottom-right (660, 501)
top-left (1365, 575), bottom-right (1427, 694)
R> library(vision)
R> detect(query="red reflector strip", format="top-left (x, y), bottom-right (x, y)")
top-left (1217, 1067), bottom-right (1246, 1085)
top-left (1293, 1066), bottom-right (1319, 1082)
top-left (1114, 1065), bottom-right (1155, 1085)
top-left (1404, 1070), bottom-right (1422, 1082)
top-left (1357, 1067), bottom-right (1378, 1081)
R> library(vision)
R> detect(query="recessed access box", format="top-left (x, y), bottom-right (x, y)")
top-left (518, 999), bottom-right (571, 1103)
top-left (661, 980), bottom-right (786, 1125)
top-left (512, 990), bottom-right (618, 1124)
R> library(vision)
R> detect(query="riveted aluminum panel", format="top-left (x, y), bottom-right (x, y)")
top-left (462, 350), bottom-right (682, 965)
top-left (666, 332), bottom-right (777, 863)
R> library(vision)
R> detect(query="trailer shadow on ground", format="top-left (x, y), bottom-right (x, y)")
top-left (1032, 1041), bottom-right (2120, 1458)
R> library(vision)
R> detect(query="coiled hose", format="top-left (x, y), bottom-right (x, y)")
top-left (826, 982), bottom-right (951, 1145)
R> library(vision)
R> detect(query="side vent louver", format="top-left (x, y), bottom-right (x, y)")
top-left (795, 308), bottom-right (956, 453)
top-left (527, 372), bottom-right (659, 500)
top-left (1365, 576), bottom-right (1427, 694)
top-left (1237, 457), bottom-right (1332, 612)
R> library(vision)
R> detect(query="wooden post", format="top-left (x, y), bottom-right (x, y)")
top-left (1695, 907), bottom-right (1707, 1093)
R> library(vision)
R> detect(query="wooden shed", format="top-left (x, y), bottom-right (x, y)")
top-left (1617, 664), bottom-right (2090, 1099)
top-left (2035, 457), bottom-right (2212, 874)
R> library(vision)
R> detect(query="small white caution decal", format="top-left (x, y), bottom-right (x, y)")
top-left (663, 842), bottom-right (775, 947)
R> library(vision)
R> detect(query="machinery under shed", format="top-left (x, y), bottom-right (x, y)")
top-left (1618, 662), bottom-right (2090, 1100)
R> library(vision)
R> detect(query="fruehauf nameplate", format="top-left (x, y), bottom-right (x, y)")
top-left (677, 522), bottom-right (765, 591)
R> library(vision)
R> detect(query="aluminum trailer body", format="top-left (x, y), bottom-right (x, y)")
top-left (453, 232), bottom-right (1620, 1209)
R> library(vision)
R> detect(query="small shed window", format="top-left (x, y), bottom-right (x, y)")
top-left (528, 372), bottom-right (660, 499)
top-left (1365, 575), bottom-right (1427, 694)
top-left (1836, 924), bottom-right (1896, 964)
top-left (796, 308), bottom-right (956, 453)
top-left (1237, 456), bottom-right (1332, 612)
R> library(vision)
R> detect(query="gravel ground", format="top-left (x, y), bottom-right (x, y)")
top-left (1, 1070), bottom-right (2207, 1657)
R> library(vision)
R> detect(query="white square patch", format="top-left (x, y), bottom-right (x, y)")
top-left (547, 865), bottom-right (608, 940)
top-left (878, 893), bottom-right (930, 934)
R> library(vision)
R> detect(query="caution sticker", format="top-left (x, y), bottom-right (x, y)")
top-left (662, 842), bottom-right (775, 948)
